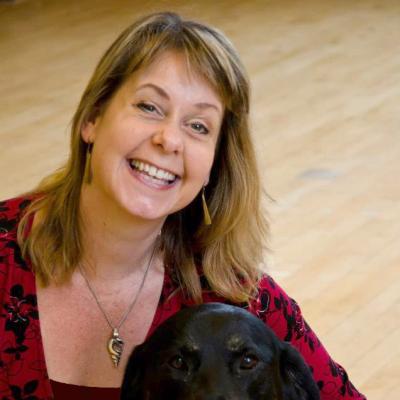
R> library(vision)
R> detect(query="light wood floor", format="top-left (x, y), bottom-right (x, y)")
top-left (1, 0), bottom-right (399, 398)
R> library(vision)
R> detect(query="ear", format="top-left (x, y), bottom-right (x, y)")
top-left (81, 119), bottom-right (97, 144)
top-left (81, 114), bottom-right (100, 143)
top-left (120, 343), bottom-right (147, 400)
top-left (279, 342), bottom-right (320, 400)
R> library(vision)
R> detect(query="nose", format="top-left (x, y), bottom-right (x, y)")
top-left (152, 120), bottom-right (184, 154)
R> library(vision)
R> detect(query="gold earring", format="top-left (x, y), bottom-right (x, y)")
top-left (202, 186), bottom-right (212, 225)
top-left (84, 142), bottom-right (93, 183)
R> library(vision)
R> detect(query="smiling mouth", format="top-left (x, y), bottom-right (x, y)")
top-left (129, 159), bottom-right (178, 185)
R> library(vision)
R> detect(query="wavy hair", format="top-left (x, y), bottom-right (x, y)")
top-left (18, 12), bottom-right (268, 304)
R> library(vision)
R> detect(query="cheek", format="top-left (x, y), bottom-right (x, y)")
top-left (94, 112), bottom-right (137, 147)
top-left (92, 129), bottom-right (134, 171)
top-left (246, 365), bottom-right (279, 397)
top-left (185, 144), bottom-right (216, 179)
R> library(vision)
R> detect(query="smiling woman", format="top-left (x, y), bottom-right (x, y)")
top-left (18, 13), bottom-right (257, 302)
top-left (0, 11), bottom-right (366, 400)
top-left (80, 51), bottom-right (223, 223)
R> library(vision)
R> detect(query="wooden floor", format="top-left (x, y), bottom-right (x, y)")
top-left (1, 0), bottom-right (399, 397)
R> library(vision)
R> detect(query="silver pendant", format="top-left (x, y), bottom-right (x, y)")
top-left (107, 328), bottom-right (124, 367)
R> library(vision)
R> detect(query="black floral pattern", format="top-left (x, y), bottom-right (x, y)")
top-left (8, 380), bottom-right (39, 400)
top-left (3, 285), bottom-right (38, 345)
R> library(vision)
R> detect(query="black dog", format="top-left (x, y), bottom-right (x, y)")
top-left (121, 303), bottom-right (320, 400)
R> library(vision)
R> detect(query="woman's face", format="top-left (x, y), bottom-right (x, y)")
top-left (81, 51), bottom-right (223, 223)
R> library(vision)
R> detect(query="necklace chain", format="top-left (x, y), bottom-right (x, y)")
top-left (79, 239), bottom-right (158, 367)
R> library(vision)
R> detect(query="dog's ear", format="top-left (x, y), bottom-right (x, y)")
top-left (120, 342), bottom-right (148, 400)
top-left (279, 342), bottom-right (320, 400)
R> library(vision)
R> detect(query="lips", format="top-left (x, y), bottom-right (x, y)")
top-left (129, 159), bottom-right (179, 185)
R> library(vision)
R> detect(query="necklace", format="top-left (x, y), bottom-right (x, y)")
top-left (79, 241), bottom-right (157, 368)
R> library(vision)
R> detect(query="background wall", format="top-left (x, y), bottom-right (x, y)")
top-left (1, 1), bottom-right (399, 398)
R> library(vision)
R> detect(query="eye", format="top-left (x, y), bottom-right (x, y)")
top-left (190, 122), bottom-right (209, 134)
top-left (137, 102), bottom-right (159, 114)
top-left (168, 355), bottom-right (188, 371)
top-left (239, 354), bottom-right (259, 370)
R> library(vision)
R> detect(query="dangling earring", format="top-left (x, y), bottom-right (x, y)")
top-left (84, 142), bottom-right (93, 184)
top-left (202, 186), bottom-right (212, 225)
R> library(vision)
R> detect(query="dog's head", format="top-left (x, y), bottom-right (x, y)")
top-left (121, 303), bottom-right (320, 400)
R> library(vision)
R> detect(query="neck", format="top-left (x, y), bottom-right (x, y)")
top-left (79, 185), bottom-right (164, 280)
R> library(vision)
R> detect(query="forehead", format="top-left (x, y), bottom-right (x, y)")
top-left (186, 311), bottom-right (272, 348)
top-left (125, 51), bottom-right (224, 108)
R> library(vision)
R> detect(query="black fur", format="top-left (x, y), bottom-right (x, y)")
top-left (121, 303), bottom-right (320, 400)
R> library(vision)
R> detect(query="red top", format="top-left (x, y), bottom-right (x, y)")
top-left (50, 380), bottom-right (119, 400)
top-left (0, 197), bottom-right (366, 399)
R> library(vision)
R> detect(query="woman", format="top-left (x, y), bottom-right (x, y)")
top-left (0, 12), bottom-right (366, 400)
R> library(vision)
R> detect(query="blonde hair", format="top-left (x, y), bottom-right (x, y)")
top-left (18, 12), bottom-right (268, 304)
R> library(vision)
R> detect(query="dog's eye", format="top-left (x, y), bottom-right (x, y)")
top-left (168, 355), bottom-right (187, 370)
top-left (240, 354), bottom-right (259, 370)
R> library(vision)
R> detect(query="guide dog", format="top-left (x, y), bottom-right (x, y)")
top-left (121, 303), bottom-right (320, 399)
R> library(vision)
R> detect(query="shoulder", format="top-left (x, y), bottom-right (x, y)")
top-left (0, 196), bottom-right (33, 236)
top-left (0, 196), bottom-right (33, 261)
top-left (0, 197), bottom-right (45, 398)
top-left (159, 268), bottom-right (304, 341)
top-left (0, 196), bottom-right (35, 289)
top-left (251, 274), bottom-right (295, 314)
top-left (247, 274), bottom-right (309, 342)
top-left (249, 276), bottom-right (367, 399)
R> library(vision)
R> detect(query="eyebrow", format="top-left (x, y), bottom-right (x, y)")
top-left (136, 83), bottom-right (222, 114)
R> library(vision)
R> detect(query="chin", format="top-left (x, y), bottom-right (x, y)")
top-left (117, 198), bottom-right (170, 222)
top-left (119, 192), bottom-right (195, 223)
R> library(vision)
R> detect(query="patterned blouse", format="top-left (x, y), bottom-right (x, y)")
top-left (0, 197), bottom-right (366, 399)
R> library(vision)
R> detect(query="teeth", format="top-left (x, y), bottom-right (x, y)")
top-left (149, 166), bottom-right (157, 176)
top-left (130, 160), bottom-right (176, 181)
top-left (156, 169), bottom-right (164, 179)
